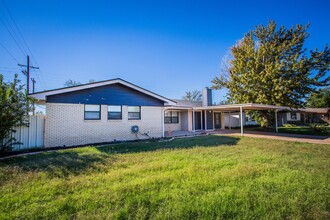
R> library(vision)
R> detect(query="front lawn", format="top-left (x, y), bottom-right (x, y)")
top-left (0, 135), bottom-right (329, 219)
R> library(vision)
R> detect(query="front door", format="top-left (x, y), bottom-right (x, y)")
top-left (194, 112), bottom-right (202, 130)
top-left (214, 112), bottom-right (221, 129)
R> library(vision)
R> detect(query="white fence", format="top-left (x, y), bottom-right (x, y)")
top-left (9, 115), bottom-right (45, 151)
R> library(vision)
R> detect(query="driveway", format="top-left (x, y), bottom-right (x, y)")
top-left (212, 130), bottom-right (330, 145)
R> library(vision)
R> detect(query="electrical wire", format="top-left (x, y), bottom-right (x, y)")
top-left (0, 41), bottom-right (18, 63)
top-left (1, 0), bottom-right (47, 91)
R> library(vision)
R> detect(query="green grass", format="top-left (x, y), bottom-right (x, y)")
top-left (246, 126), bottom-right (330, 136)
top-left (0, 135), bottom-right (329, 219)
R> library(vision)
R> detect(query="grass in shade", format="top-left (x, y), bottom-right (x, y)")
top-left (0, 135), bottom-right (329, 219)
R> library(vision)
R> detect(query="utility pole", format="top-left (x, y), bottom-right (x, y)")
top-left (18, 55), bottom-right (39, 94)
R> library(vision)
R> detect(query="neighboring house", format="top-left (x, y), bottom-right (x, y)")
top-left (30, 78), bottom-right (298, 147)
top-left (277, 108), bottom-right (330, 125)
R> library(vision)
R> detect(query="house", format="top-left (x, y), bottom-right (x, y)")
top-left (277, 108), bottom-right (330, 125)
top-left (31, 78), bottom-right (287, 147)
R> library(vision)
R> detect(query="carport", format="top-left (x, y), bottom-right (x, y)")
top-left (193, 103), bottom-right (288, 136)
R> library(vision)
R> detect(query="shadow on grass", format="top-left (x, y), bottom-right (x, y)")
top-left (0, 150), bottom-right (114, 178)
top-left (97, 135), bottom-right (239, 155)
top-left (0, 135), bottom-right (239, 178)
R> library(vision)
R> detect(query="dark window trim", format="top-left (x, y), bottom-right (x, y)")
top-left (128, 106), bottom-right (141, 120)
top-left (84, 104), bottom-right (101, 120)
top-left (165, 111), bottom-right (179, 124)
top-left (108, 105), bottom-right (122, 120)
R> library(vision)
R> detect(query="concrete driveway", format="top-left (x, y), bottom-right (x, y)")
top-left (211, 130), bottom-right (330, 145)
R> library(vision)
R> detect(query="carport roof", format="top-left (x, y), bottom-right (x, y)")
top-left (193, 103), bottom-right (289, 111)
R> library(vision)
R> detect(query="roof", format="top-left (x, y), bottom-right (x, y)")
top-left (193, 103), bottom-right (289, 111)
top-left (165, 103), bottom-right (289, 111)
top-left (172, 99), bottom-right (202, 107)
top-left (29, 78), bottom-right (176, 105)
top-left (299, 108), bottom-right (330, 114)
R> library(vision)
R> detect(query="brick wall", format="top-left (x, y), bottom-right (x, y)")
top-left (45, 103), bottom-right (163, 147)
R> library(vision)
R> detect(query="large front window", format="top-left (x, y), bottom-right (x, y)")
top-left (165, 111), bottom-right (179, 124)
top-left (108, 105), bottom-right (122, 120)
top-left (84, 105), bottom-right (101, 120)
top-left (128, 106), bottom-right (141, 120)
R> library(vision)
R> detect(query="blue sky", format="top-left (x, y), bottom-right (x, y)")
top-left (1, 0), bottom-right (329, 102)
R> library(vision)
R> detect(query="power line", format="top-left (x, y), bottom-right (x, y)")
top-left (0, 41), bottom-right (18, 63)
top-left (0, 15), bottom-right (26, 57)
top-left (1, 0), bottom-right (39, 71)
top-left (1, 0), bottom-right (33, 58)
top-left (1, 0), bottom-right (47, 91)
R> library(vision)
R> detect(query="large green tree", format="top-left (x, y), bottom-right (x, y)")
top-left (306, 87), bottom-right (330, 108)
top-left (0, 74), bottom-right (32, 152)
top-left (212, 21), bottom-right (330, 126)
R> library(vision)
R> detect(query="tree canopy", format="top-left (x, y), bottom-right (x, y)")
top-left (64, 79), bottom-right (82, 87)
top-left (212, 21), bottom-right (330, 107)
top-left (212, 21), bottom-right (330, 125)
top-left (182, 90), bottom-right (202, 101)
top-left (306, 87), bottom-right (330, 108)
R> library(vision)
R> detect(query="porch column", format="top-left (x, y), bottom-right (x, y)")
top-left (204, 110), bottom-right (207, 130)
top-left (221, 111), bottom-right (225, 129)
top-left (200, 111), bottom-right (203, 131)
top-left (240, 107), bottom-right (243, 136)
top-left (162, 108), bottom-right (165, 137)
top-left (275, 109), bottom-right (278, 133)
top-left (192, 109), bottom-right (195, 132)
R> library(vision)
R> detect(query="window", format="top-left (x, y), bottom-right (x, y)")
top-left (84, 105), bottom-right (101, 120)
top-left (108, 105), bottom-right (122, 120)
top-left (291, 112), bottom-right (297, 120)
top-left (128, 106), bottom-right (141, 120)
top-left (165, 111), bottom-right (179, 124)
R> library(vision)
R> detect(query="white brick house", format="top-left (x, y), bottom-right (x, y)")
top-left (31, 78), bottom-right (288, 147)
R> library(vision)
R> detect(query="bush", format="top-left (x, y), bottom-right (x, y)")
top-left (0, 74), bottom-right (32, 153)
top-left (283, 124), bottom-right (297, 128)
top-left (308, 123), bottom-right (327, 132)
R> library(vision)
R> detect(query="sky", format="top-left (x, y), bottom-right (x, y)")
top-left (1, 0), bottom-right (330, 102)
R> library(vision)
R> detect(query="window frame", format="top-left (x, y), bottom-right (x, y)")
top-left (128, 106), bottom-right (141, 120)
top-left (108, 105), bottom-right (122, 120)
top-left (164, 111), bottom-right (179, 124)
top-left (291, 112), bottom-right (297, 120)
top-left (84, 104), bottom-right (101, 120)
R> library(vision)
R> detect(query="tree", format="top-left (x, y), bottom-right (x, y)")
top-left (64, 79), bottom-right (81, 87)
top-left (306, 87), bottom-right (330, 108)
top-left (212, 21), bottom-right (330, 126)
top-left (182, 90), bottom-right (202, 101)
top-left (0, 74), bottom-right (32, 152)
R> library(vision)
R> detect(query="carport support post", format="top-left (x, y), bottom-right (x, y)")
top-left (229, 111), bottom-right (231, 130)
top-left (240, 106), bottom-right (243, 136)
top-left (192, 109), bottom-right (195, 132)
top-left (275, 109), bottom-right (278, 133)
top-left (204, 110), bottom-right (207, 131)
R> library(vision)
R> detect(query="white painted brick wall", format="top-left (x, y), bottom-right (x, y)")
top-left (45, 103), bottom-right (163, 147)
top-left (164, 112), bottom-right (181, 132)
